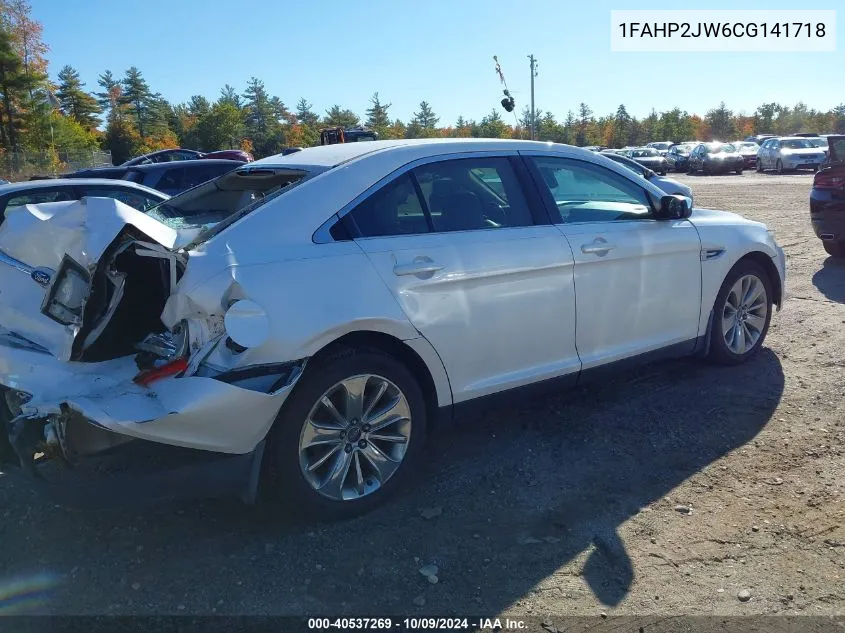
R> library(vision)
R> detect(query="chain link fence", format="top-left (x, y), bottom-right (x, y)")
top-left (0, 149), bottom-right (113, 182)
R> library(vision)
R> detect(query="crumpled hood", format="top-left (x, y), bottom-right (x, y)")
top-left (0, 197), bottom-right (178, 361)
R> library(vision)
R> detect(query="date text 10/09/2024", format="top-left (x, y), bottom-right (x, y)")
top-left (307, 618), bottom-right (527, 630)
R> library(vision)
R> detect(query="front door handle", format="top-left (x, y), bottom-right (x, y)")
top-left (581, 238), bottom-right (616, 256)
top-left (393, 261), bottom-right (444, 277)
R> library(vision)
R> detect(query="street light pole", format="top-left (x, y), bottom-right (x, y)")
top-left (528, 54), bottom-right (538, 140)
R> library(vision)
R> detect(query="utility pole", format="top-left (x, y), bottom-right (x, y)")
top-left (528, 54), bottom-right (538, 140)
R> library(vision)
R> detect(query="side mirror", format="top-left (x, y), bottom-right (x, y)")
top-left (656, 195), bottom-right (692, 220)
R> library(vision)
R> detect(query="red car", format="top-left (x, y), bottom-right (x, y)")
top-left (202, 149), bottom-right (254, 162)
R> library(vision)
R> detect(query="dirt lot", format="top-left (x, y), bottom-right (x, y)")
top-left (1, 171), bottom-right (843, 621)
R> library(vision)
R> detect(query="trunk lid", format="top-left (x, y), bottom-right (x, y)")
top-left (0, 197), bottom-right (182, 361)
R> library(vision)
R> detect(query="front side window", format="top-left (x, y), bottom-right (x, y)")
top-left (530, 157), bottom-right (652, 223)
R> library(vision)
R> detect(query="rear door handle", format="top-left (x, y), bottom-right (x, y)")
top-left (581, 238), bottom-right (616, 255)
top-left (393, 261), bottom-right (444, 277)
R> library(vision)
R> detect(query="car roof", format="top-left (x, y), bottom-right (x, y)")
top-left (0, 178), bottom-right (169, 197)
top-left (251, 138), bottom-right (583, 170)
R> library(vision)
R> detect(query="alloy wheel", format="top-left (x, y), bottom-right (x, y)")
top-left (721, 274), bottom-right (769, 355)
top-left (298, 374), bottom-right (412, 502)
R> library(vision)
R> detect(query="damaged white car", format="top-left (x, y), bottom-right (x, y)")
top-left (0, 139), bottom-right (786, 519)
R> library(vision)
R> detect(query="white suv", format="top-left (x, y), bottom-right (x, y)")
top-left (0, 139), bottom-right (786, 519)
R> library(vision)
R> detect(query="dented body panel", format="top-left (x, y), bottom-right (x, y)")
top-left (0, 197), bottom-right (178, 361)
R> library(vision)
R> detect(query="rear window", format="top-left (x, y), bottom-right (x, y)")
top-left (781, 139), bottom-right (814, 149)
top-left (146, 165), bottom-right (314, 246)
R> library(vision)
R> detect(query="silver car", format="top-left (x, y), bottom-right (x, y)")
top-left (757, 137), bottom-right (828, 173)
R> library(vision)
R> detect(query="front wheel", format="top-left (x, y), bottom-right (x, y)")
top-left (708, 260), bottom-right (773, 365)
top-left (735, 167), bottom-right (744, 175)
top-left (265, 348), bottom-right (427, 520)
top-left (823, 240), bottom-right (845, 258)
top-left (776, 159), bottom-right (784, 175)
top-left (756, 160), bottom-right (763, 173)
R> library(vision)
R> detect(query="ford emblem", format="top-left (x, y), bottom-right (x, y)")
top-left (31, 268), bottom-right (52, 287)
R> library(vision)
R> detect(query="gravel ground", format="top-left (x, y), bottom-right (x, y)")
top-left (0, 171), bottom-right (843, 620)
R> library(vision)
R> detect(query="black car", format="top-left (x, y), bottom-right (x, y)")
top-left (121, 148), bottom-right (205, 166)
top-left (65, 159), bottom-right (245, 196)
top-left (732, 141), bottom-right (761, 169)
top-left (665, 143), bottom-right (696, 172)
top-left (625, 148), bottom-right (668, 175)
top-left (810, 135), bottom-right (845, 257)
top-left (687, 143), bottom-right (744, 175)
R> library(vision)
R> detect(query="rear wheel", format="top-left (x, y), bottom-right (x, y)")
top-left (265, 348), bottom-right (427, 520)
top-left (756, 160), bottom-right (763, 173)
top-left (735, 167), bottom-right (744, 175)
top-left (708, 260), bottom-right (773, 365)
top-left (823, 240), bottom-right (845, 258)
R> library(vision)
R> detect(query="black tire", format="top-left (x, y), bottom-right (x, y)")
top-left (756, 160), bottom-right (763, 173)
top-left (735, 167), bottom-right (743, 175)
top-left (702, 163), bottom-right (711, 175)
top-left (264, 347), bottom-right (428, 520)
top-left (823, 240), bottom-right (845, 258)
top-left (776, 159), bottom-right (784, 175)
top-left (708, 259), bottom-right (773, 366)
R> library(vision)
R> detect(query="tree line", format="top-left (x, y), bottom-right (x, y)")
top-left (1, 1), bottom-right (844, 168)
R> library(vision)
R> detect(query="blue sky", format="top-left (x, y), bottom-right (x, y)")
top-left (34, 0), bottom-right (842, 126)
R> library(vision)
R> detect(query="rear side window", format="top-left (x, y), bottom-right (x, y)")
top-left (5, 188), bottom-right (76, 210)
top-left (78, 186), bottom-right (163, 212)
top-left (345, 156), bottom-right (534, 237)
top-left (347, 174), bottom-right (429, 237)
top-left (415, 158), bottom-right (533, 232)
top-left (182, 164), bottom-right (236, 190)
top-left (152, 167), bottom-right (184, 193)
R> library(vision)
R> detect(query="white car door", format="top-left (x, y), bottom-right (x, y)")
top-left (524, 154), bottom-right (702, 370)
top-left (342, 153), bottom-right (580, 403)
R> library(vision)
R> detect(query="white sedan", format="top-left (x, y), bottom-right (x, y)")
top-left (0, 139), bottom-right (786, 519)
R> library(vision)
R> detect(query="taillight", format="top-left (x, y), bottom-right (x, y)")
top-left (814, 170), bottom-right (845, 190)
top-left (133, 357), bottom-right (188, 386)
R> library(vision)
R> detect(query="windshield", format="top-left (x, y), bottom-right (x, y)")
top-left (781, 139), bottom-right (815, 149)
top-left (734, 142), bottom-right (759, 151)
top-left (671, 144), bottom-right (695, 155)
top-left (648, 142), bottom-right (671, 150)
top-left (146, 165), bottom-right (312, 246)
top-left (808, 137), bottom-right (829, 147)
top-left (631, 149), bottom-right (659, 157)
top-left (707, 143), bottom-right (736, 154)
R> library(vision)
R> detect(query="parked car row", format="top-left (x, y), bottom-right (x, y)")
top-left (591, 135), bottom-right (834, 177)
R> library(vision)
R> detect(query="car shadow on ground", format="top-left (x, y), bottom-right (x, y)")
top-left (812, 257), bottom-right (845, 303)
top-left (1, 350), bottom-right (784, 616)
